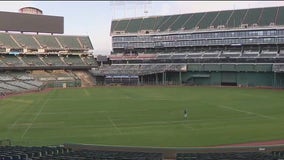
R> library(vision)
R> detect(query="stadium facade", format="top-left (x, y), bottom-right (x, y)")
top-left (0, 8), bottom-right (97, 96)
top-left (92, 6), bottom-right (284, 88)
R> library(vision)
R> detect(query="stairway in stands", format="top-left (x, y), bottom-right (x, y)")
top-left (72, 71), bottom-right (95, 87)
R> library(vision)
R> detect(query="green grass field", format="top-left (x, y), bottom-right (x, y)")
top-left (0, 86), bottom-right (284, 147)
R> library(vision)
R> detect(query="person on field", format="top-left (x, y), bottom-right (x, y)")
top-left (184, 108), bottom-right (188, 120)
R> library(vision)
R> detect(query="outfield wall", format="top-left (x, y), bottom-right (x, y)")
top-left (137, 64), bottom-right (284, 88)
top-left (182, 71), bottom-right (279, 87)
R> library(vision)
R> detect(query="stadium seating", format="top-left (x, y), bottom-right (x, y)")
top-left (77, 37), bottom-right (93, 49)
top-left (0, 72), bottom-right (43, 94)
top-left (115, 19), bottom-right (130, 31)
top-left (197, 11), bottom-right (219, 29)
top-left (211, 10), bottom-right (232, 27)
top-left (21, 54), bottom-right (46, 66)
top-left (171, 14), bottom-right (192, 31)
top-left (0, 54), bottom-right (27, 67)
top-left (11, 34), bottom-right (40, 49)
top-left (154, 16), bottom-right (168, 31)
top-left (55, 36), bottom-right (82, 49)
top-left (242, 8), bottom-right (262, 26)
top-left (0, 33), bottom-right (20, 49)
top-left (176, 152), bottom-right (282, 160)
top-left (140, 17), bottom-right (157, 31)
top-left (0, 32), bottom-right (93, 51)
top-left (111, 6), bottom-right (281, 35)
top-left (62, 55), bottom-right (86, 66)
top-left (183, 12), bottom-right (205, 30)
top-left (34, 35), bottom-right (62, 49)
top-left (158, 15), bottom-right (180, 32)
top-left (276, 6), bottom-right (284, 25)
top-left (0, 146), bottom-right (163, 160)
top-left (126, 18), bottom-right (143, 33)
top-left (81, 55), bottom-right (98, 66)
top-left (258, 7), bottom-right (278, 26)
top-left (41, 54), bottom-right (66, 66)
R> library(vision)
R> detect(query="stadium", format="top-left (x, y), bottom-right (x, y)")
top-left (0, 4), bottom-right (284, 160)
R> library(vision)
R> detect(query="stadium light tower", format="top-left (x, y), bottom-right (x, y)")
top-left (110, 1), bottom-right (125, 19)
top-left (110, 1), bottom-right (151, 19)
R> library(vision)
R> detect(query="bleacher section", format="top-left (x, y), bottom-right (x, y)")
top-left (63, 55), bottom-right (86, 66)
top-left (11, 34), bottom-right (40, 49)
top-left (111, 6), bottom-right (283, 34)
top-left (0, 53), bottom-right (97, 69)
top-left (0, 32), bottom-right (93, 51)
top-left (41, 54), bottom-right (66, 66)
top-left (21, 54), bottom-right (46, 66)
top-left (0, 72), bottom-right (43, 95)
top-left (92, 64), bottom-right (187, 76)
top-left (176, 152), bottom-right (283, 160)
top-left (1, 144), bottom-right (284, 160)
top-left (31, 70), bottom-right (81, 88)
top-left (0, 146), bottom-right (163, 160)
top-left (34, 35), bottom-right (62, 49)
top-left (0, 54), bottom-right (27, 67)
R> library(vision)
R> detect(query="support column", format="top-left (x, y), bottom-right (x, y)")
top-left (155, 73), bottom-right (158, 85)
top-left (273, 72), bottom-right (277, 88)
top-left (162, 72), bottom-right (165, 85)
top-left (179, 71), bottom-right (182, 85)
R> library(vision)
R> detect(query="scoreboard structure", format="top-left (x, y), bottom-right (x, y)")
top-left (0, 7), bottom-right (64, 34)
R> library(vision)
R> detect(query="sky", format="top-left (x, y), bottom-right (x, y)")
top-left (0, 1), bottom-right (283, 55)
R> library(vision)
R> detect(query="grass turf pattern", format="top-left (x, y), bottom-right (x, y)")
top-left (0, 86), bottom-right (283, 147)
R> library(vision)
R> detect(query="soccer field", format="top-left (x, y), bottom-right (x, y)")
top-left (0, 86), bottom-right (284, 147)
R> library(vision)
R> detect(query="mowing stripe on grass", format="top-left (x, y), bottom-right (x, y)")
top-left (21, 92), bottom-right (52, 139)
top-left (84, 89), bottom-right (90, 96)
top-left (3, 99), bottom-right (34, 104)
top-left (107, 115), bottom-right (122, 134)
top-left (219, 105), bottom-right (275, 120)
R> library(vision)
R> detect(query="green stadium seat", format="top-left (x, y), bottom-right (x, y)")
top-left (258, 7), bottom-right (277, 26)
top-left (126, 18), bottom-right (143, 33)
top-left (242, 8), bottom-right (262, 26)
top-left (158, 15), bottom-right (180, 32)
top-left (140, 17), bottom-right (157, 31)
top-left (11, 34), bottom-right (40, 49)
top-left (154, 16), bottom-right (168, 31)
top-left (183, 12), bottom-right (205, 30)
top-left (211, 10), bottom-right (232, 28)
top-left (55, 36), bottom-right (82, 49)
top-left (111, 20), bottom-right (119, 33)
top-left (0, 33), bottom-right (20, 49)
top-left (171, 14), bottom-right (192, 31)
top-left (114, 19), bottom-right (130, 31)
top-left (63, 55), bottom-right (86, 66)
top-left (34, 35), bottom-right (62, 49)
top-left (276, 6), bottom-right (284, 25)
top-left (197, 11), bottom-right (219, 29)
top-left (77, 36), bottom-right (93, 49)
top-left (227, 9), bottom-right (247, 28)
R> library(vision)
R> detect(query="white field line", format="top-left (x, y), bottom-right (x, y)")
top-left (29, 116), bottom-right (255, 130)
top-left (3, 99), bottom-right (34, 104)
top-left (107, 115), bottom-right (122, 134)
top-left (219, 105), bottom-right (275, 120)
top-left (84, 89), bottom-right (90, 96)
top-left (21, 95), bottom-right (51, 139)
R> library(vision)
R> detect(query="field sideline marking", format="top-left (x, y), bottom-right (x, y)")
top-left (84, 89), bottom-right (90, 97)
top-left (21, 92), bottom-right (52, 139)
top-left (219, 105), bottom-right (275, 120)
top-left (107, 115), bottom-right (122, 134)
